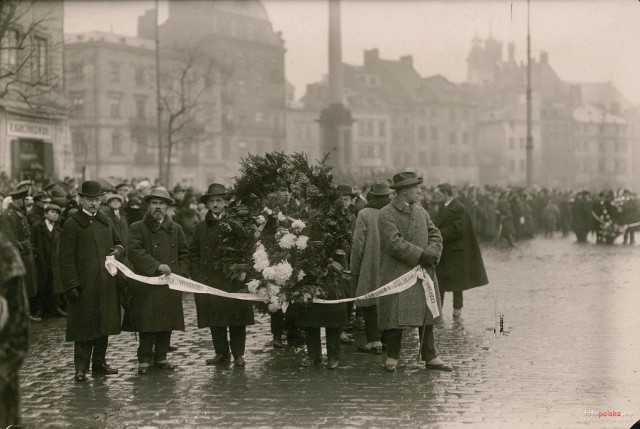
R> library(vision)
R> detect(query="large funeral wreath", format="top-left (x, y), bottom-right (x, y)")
top-left (213, 152), bottom-right (353, 311)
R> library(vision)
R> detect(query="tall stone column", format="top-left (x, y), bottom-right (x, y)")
top-left (319, 0), bottom-right (353, 173)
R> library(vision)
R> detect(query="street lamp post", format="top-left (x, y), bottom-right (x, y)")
top-left (526, 0), bottom-right (534, 187)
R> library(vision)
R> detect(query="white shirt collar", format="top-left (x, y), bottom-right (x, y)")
top-left (82, 208), bottom-right (96, 217)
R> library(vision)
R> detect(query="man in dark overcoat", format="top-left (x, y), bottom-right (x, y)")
top-left (377, 172), bottom-right (452, 372)
top-left (58, 181), bottom-right (125, 382)
top-left (27, 190), bottom-right (51, 227)
top-left (0, 188), bottom-right (39, 322)
top-left (31, 203), bottom-right (65, 318)
top-left (190, 183), bottom-right (254, 367)
top-left (433, 183), bottom-right (488, 318)
top-left (126, 187), bottom-right (189, 374)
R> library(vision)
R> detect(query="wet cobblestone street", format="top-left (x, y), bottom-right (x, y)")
top-left (20, 236), bottom-right (640, 428)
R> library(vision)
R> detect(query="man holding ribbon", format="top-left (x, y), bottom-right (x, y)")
top-left (377, 172), bottom-right (453, 372)
top-left (126, 187), bottom-right (190, 374)
top-left (190, 183), bottom-right (254, 368)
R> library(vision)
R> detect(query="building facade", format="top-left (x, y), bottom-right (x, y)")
top-left (0, 1), bottom-right (74, 183)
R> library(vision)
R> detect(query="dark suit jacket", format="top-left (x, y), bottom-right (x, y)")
top-left (106, 208), bottom-right (129, 251)
top-left (434, 198), bottom-right (488, 292)
top-left (31, 220), bottom-right (63, 294)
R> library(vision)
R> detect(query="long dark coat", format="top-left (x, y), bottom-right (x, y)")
top-left (572, 198), bottom-right (593, 231)
top-left (31, 220), bottom-right (63, 295)
top-left (59, 210), bottom-right (125, 341)
top-left (1, 203), bottom-right (38, 298)
top-left (124, 212), bottom-right (189, 333)
top-left (350, 202), bottom-right (385, 307)
top-left (434, 198), bottom-right (488, 292)
top-left (377, 197), bottom-right (443, 330)
top-left (497, 198), bottom-right (516, 237)
top-left (190, 211), bottom-right (254, 327)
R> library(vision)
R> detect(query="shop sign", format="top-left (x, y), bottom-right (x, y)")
top-left (6, 119), bottom-right (52, 140)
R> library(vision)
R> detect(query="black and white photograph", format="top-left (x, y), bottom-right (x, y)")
top-left (1, 0), bottom-right (639, 428)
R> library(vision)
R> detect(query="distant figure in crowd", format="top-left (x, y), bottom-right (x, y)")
top-left (1, 187), bottom-right (39, 322)
top-left (337, 183), bottom-right (357, 345)
top-left (191, 183), bottom-right (254, 368)
top-left (377, 172), bottom-right (452, 372)
top-left (0, 235), bottom-right (30, 429)
top-left (27, 190), bottom-right (51, 227)
top-left (542, 199), bottom-right (561, 238)
top-left (572, 191), bottom-right (593, 243)
top-left (105, 194), bottom-right (129, 250)
top-left (59, 181), bottom-right (125, 382)
top-left (126, 187), bottom-right (189, 374)
top-left (496, 192), bottom-right (516, 247)
top-left (432, 183), bottom-right (488, 318)
top-left (31, 203), bottom-right (66, 319)
top-left (350, 178), bottom-right (393, 354)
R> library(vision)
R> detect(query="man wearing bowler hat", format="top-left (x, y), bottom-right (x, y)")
top-left (58, 181), bottom-right (125, 382)
top-left (377, 171), bottom-right (453, 372)
top-left (125, 187), bottom-right (189, 374)
top-left (1, 187), bottom-right (39, 322)
top-left (190, 183), bottom-right (254, 367)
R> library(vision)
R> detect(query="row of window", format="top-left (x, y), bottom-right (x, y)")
top-left (0, 29), bottom-right (49, 83)
top-left (416, 107), bottom-right (472, 122)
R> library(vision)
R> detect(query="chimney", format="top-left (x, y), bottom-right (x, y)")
top-left (400, 55), bottom-right (413, 68)
top-left (540, 51), bottom-right (548, 65)
top-left (508, 42), bottom-right (515, 63)
top-left (364, 49), bottom-right (379, 68)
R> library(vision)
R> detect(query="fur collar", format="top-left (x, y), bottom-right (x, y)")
top-left (71, 209), bottom-right (110, 227)
top-left (143, 211), bottom-right (174, 232)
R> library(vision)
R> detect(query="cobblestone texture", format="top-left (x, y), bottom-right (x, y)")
top-left (19, 236), bottom-right (640, 428)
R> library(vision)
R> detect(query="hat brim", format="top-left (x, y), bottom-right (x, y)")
top-left (9, 189), bottom-right (29, 199)
top-left (106, 195), bottom-right (124, 203)
top-left (389, 177), bottom-right (423, 190)
top-left (368, 189), bottom-right (394, 196)
top-left (78, 191), bottom-right (106, 198)
top-left (143, 195), bottom-right (173, 205)
top-left (200, 192), bottom-right (227, 204)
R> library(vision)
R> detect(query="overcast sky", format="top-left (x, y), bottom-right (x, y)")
top-left (64, 0), bottom-right (640, 104)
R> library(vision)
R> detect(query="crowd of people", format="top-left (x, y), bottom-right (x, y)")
top-left (0, 170), bottom-right (638, 427)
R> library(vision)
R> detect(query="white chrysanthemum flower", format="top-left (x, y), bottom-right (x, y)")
top-left (252, 242), bottom-right (270, 272)
top-left (297, 269), bottom-right (306, 281)
top-left (303, 292), bottom-right (312, 302)
top-left (247, 279), bottom-right (260, 294)
top-left (296, 235), bottom-right (309, 250)
top-left (262, 266), bottom-right (277, 281)
top-left (256, 215), bottom-right (266, 225)
top-left (273, 261), bottom-right (293, 285)
top-left (267, 283), bottom-right (280, 296)
top-left (278, 233), bottom-right (297, 249)
top-left (263, 207), bottom-right (273, 215)
top-left (291, 219), bottom-right (306, 231)
top-left (268, 303), bottom-right (280, 313)
top-left (277, 212), bottom-right (287, 222)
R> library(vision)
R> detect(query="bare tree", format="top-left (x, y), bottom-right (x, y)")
top-left (157, 43), bottom-right (218, 185)
top-left (0, 0), bottom-right (64, 112)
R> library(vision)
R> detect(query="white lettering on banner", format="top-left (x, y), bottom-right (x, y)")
top-left (6, 119), bottom-right (52, 139)
top-left (105, 256), bottom-right (439, 318)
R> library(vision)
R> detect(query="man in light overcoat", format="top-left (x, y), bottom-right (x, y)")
top-left (377, 172), bottom-right (453, 372)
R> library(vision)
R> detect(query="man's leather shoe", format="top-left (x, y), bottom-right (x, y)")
top-left (234, 357), bottom-right (245, 367)
top-left (425, 361), bottom-right (454, 372)
top-left (168, 345), bottom-right (178, 352)
top-left (92, 363), bottom-right (118, 375)
top-left (272, 337), bottom-right (284, 348)
top-left (138, 365), bottom-right (149, 375)
top-left (154, 361), bottom-right (175, 370)
top-left (55, 307), bottom-right (67, 317)
top-left (29, 314), bottom-right (42, 323)
top-left (327, 359), bottom-right (339, 370)
top-left (205, 354), bottom-right (230, 365)
top-left (75, 370), bottom-right (87, 382)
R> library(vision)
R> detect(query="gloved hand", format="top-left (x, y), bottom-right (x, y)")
top-left (419, 250), bottom-right (437, 269)
top-left (66, 288), bottom-right (80, 301)
top-left (157, 264), bottom-right (171, 276)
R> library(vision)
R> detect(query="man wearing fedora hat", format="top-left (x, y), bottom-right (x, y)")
top-left (190, 183), bottom-right (254, 367)
top-left (27, 190), bottom-right (51, 227)
top-left (58, 180), bottom-right (126, 382)
top-left (1, 187), bottom-right (39, 322)
top-left (126, 187), bottom-right (190, 374)
top-left (31, 203), bottom-right (66, 319)
top-left (377, 171), bottom-right (453, 372)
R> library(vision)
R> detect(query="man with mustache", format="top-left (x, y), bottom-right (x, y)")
top-left (126, 187), bottom-right (190, 374)
top-left (58, 181), bottom-right (125, 382)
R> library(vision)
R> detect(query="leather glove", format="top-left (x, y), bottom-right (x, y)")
top-left (419, 250), bottom-right (437, 268)
top-left (157, 264), bottom-right (171, 276)
top-left (66, 288), bottom-right (80, 301)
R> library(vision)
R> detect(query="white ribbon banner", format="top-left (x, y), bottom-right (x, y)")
top-left (105, 256), bottom-right (439, 318)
